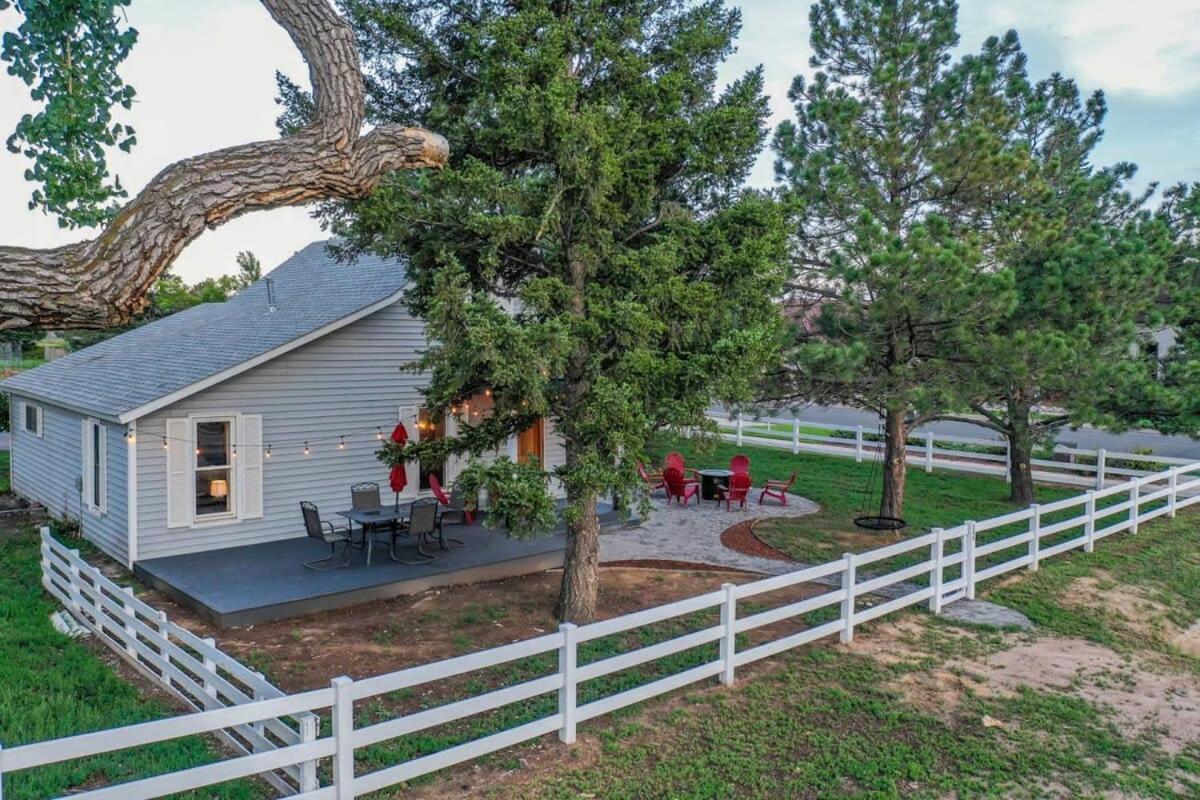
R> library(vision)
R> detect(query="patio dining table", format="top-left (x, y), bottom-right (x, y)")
top-left (337, 504), bottom-right (435, 565)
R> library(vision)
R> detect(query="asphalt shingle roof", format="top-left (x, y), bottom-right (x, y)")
top-left (1, 241), bottom-right (407, 420)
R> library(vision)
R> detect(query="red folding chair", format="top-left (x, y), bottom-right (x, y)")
top-left (717, 472), bottom-right (753, 510)
top-left (759, 471), bottom-right (797, 506)
top-left (664, 467), bottom-right (700, 506)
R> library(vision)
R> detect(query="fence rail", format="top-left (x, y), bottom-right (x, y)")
top-left (6, 461), bottom-right (1200, 800)
top-left (711, 412), bottom-right (1191, 488)
top-left (36, 533), bottom-right (319, 796)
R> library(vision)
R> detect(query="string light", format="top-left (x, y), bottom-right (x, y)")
top-left (265, 444), bottom-right (272, 459)
top-left (232, 443), bottom-right (237, 459)
top-left (338, 435), bottom-right (346, 449)
top-left (303, 442), bottom-right (310, 456)
top-left (162, 435), bottom-right (168, 450)
top-left (195, 445), bottom-right (201, 456)
top-left (376, 427), bottom-right (383, 440)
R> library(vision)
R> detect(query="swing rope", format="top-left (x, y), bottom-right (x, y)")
top-left (854, 418), bottom-right (907, 532)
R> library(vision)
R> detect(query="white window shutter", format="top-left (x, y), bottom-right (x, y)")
top-left (165, 418), bottom-right (192, 528)
top-left (240, 415), bottom-right (264, 519)
top-left (80, 419), bottom-right (91, 512)
top-left (97, 424), bottom-right (108, 514)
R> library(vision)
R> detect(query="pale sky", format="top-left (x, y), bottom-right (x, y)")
top-left (1, 0), bottom-right (1197, 284)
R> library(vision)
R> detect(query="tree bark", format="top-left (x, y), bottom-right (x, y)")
top-left (879, 407), bottom-right (908, 519)
top-left (0, 0), bottom-right (447, 331)
top-left (555, 485), bottom-right (600, 624)
top-left (1006, 394), bottom-right (1037, 506)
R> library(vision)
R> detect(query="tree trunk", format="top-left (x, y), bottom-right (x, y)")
top-left (879, 407), bottom-right (907, 519)
top-left (0, 0), bottom-right (447, 331)
top-left (555, 483), bottom-right (600, 623)
top-left (1006, 395), bottom-right (1037, 506)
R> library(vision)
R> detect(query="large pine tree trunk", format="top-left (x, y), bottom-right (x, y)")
top-left (879, 407), bottom-right (908, 519)
top-left (555, 477), bottom-right (600, 623)
top-left (1006, 394), bottom-right (1037, 506)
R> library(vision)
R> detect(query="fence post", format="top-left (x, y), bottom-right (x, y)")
top-left (252, 681), bottom-right (266, 739)
top-left (1169, 467), bottom-right (1179, 519)
top-left (840, 553), bottom-right (857, 644)
top-left (1096, 448), bottom-right (1107, 489)
top-left (1028, 504), bottom-right (1041, 572)
top-left (156, 611), bottom-right (172, 690)
top-left (67, 550), bottom-right (82, 618)
top-left (121, 586), bottom-right (137, 659)
top-left (332, 675), bottom-right (355, 800)
top-left (201, 637), bottom-right (218, 704)
top-left (964, 522), bottom-right (977, 600)
top-left (928, 527), bottom-right (945, 614)
top-left (720, 583), bottom-right (737, 686)
top-left (558, 623), bottom-right (578, 744)
top-left (924, 433), bottom-right (934, 473)
top-left (791, 418), bottom-right (800, 455)
top-left (855, 426), bottom-right (864, 463)
top-left (1130, 479), bottom-right (1140, 535)
top-left (1084, 491), bottom-right (1097, 553)
top-left (736, 414), bottom-right (744, 447)
top-left (1, 743), bottom-right (5, 800)
top-left (299, 714), bottom-right (319, 793)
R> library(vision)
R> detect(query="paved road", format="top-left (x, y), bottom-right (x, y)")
top-left (715, 404), bottom-right (1200, 460)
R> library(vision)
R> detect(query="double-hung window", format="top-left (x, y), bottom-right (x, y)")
top-left (194, 418), bottom-right (235, 520)
top-left (22, 402), bottom-right (42, 437)
top-left (82, 418), bottom-right (107, 515)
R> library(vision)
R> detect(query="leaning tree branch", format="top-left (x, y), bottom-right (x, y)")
top-left (0, 0), bottom-right (447, 331)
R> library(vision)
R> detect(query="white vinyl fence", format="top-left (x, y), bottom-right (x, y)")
top-left (6, 462), bottom-right (1200, 800)
top-left (712, 412), bottom-right (1194, 488)
top-left (36, 533), bottom-right (319, 795)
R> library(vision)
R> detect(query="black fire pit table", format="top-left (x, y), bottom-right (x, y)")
top-left (696, 468), bottom-right (733, 502)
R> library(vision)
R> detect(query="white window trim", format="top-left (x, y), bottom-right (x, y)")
top-left (21, 401), bottom-right (42, 438)
top-left (189, 413), bottom-right (240, 527)
top-left (82, 418), bottom-right (107, 516)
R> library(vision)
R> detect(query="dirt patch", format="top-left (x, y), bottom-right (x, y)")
top-left (600, 559), bottom-right (750, 573)
top-left (856, 619), bottom-right (1200, 755)
top-left (1175, 622), bottom-right (1200, 659)
top-left (1064, 572), bottom-right (1179, 643)
top-left (719, 519), bottom-right (797, 561)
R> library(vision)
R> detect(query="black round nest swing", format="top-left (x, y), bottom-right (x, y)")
top-left (853, 421), bottom-right (908, 533)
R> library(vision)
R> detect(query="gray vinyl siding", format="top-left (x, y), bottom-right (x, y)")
top-left (136, 301), bottom-right (431, 560)
top-left (9, 397), bottom-right (128, 563)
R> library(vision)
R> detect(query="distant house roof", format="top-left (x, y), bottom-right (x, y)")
top-left (1, 241), bottom-right (407, 422)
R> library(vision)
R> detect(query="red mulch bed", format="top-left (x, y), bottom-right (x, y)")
top-left (719, 520), bottom-right (797, 562)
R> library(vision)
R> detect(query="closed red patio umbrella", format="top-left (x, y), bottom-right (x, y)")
top-left (389, 422), bottom-right (409, 507)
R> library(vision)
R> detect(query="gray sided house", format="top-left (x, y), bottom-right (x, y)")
top-left (2, 242), bottom-right (565, 567)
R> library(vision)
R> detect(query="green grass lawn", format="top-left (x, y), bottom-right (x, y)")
top-left (0, 523), bottom-right (264, 799)
top-left (652, 434), bottom-right (1077, 566)
top-left (468, 510), bottom-right (1200, 799)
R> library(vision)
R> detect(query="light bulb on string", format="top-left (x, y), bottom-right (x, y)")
top-left (303, 442), bottom-right (310, 456)
top-left (162, 436), bottom-right (168, 450)
top-left (232, 443), bottom-right (237, 459)
top-left (339, 435), bottom-right (346, 450)
top-left (265, 444), bottom-right (272, 459)
top-left (376, 427), bottom-right (383, 440)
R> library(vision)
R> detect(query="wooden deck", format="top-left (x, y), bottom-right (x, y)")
top-left (136, 506), bottom-right (628, 627)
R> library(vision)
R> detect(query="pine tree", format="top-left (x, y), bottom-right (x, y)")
top-left (773, 0), bottom-right (1019, 518)
top-left (324, 0), bottom-right (788, 621)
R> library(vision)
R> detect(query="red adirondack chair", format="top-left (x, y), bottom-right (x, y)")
top-left (638, 461), bottom-right (665, 492)
top-left (759, 471), bottom-right (797, 506)
top-left (664, 466), bottom-right (699, 506)
top-left (717, 472), bottom-right (753, 510)
top-left (664, 452), bottom-right (699, 484)
top-left (729, 454), bottom-right (750, 475)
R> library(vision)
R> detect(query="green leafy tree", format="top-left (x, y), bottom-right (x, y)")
top-left (773, 0), bottom-right (1019, 518)
top-left (943, 72), bottom-right (1171, 505)
top-left (318, 0), bottom-right (788, 621)
top-left (1, 0), bottom-right (137, 228)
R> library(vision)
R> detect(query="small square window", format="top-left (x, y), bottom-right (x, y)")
top-left (22, 403), bottom-right (41, 437)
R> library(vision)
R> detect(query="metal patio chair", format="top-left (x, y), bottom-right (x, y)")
top-left (391, 497), bottom-right (441, 565)
top-left (300, 501), bottom-right (353, 570)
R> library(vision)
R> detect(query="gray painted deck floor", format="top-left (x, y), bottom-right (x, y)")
top-left (137, 505), bottom-right (627, 627)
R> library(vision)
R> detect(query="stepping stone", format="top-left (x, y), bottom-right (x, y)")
top-left (940, 600), bottom-right (1033, 631)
